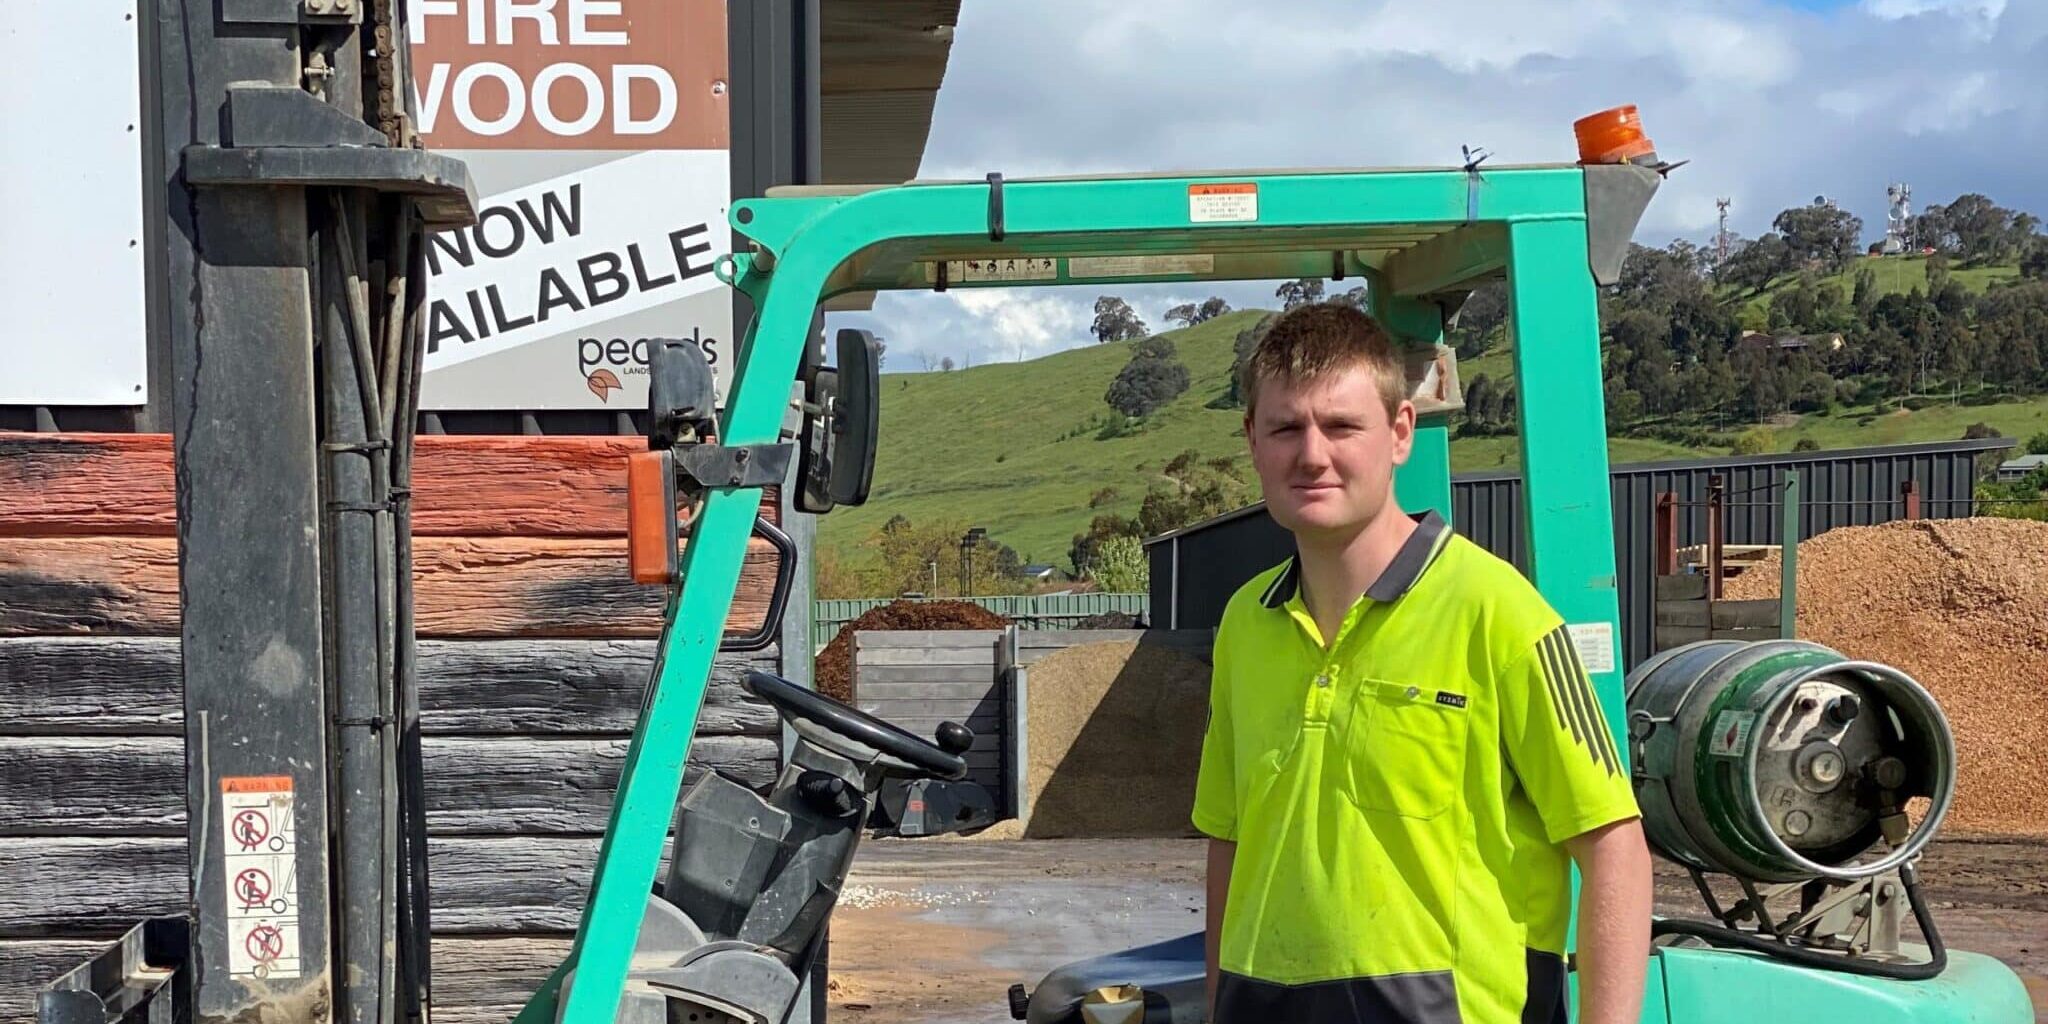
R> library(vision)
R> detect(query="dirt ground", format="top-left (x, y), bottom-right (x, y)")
top-left (826, 837), bottom-right (2048, 1023)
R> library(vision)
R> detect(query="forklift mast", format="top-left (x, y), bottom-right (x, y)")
top-left (69, 2), bottom-right (478, 1024)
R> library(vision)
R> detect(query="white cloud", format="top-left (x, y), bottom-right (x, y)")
top-left (874, 0), bottom-right (2046, 369)
top-left (950, 289), bottom-right (1090, 360)
top-left (1861, 0), bottom-right (2005, 21)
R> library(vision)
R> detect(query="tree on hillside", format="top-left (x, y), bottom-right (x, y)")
top-left (1089, 534), bottom-right (1149, 592)
top-left (1163, 296), bottom-right (1235, 324)
top-left (1069, 513), bottom-right (1142, 578)
top-left (1976, 282), bottom-right (2048, 394)
top-left (1460, 373), bottom-right (1503, 435)
top-left (1768, 274), bottom-right (1856, 335)
top-left (1275, 278), bottom-right (1324, 309)
top-left (1921, 194), bottom-right (2035, 265)
top-left (1773, 200), bottom-right (1863, 271)
top-left (1852, 266), bottom-right (1879, 315)
top-left (1133, 335), bottom-right (1177, 361)
top-left (1718, 233), bottom-right (1793, 295)
top-left (1224, 312), bottom-right (1279, 408)
top-left (1616, 242), bottom-right (1712, 313)
top-left (1331, 285), bottom-right (1369, 310)
top-left (1448, 282), bottom-right (1508, 359)
top-left (1105, 334), bottom-right (1191, 418)
top-left (1091, 295), bottom-right (1148, 342)
top-left (939, 355), bottom-right (956, 372)
top-left (1135, 452), bottom-right (1255, 538)
top-left (2020, 236), bottom-right (2048, 280)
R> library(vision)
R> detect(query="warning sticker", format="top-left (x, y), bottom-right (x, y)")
top-left (1709, 711), bottom-right (1757, 759)
top-left (1188, 183), bottom-right (1258, 223)
top-left (221, 776), bottom-right (301, 979)
top-left (927, 257), bottom-right (1058, 284)
top-left (1067, 254), bottom-right (1217, 278)
top-left (1567, 622), bottom-right (1618, 675)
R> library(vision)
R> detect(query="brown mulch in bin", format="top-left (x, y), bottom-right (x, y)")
top-left (813, 599), bottom-right (1010, 702)
top-left (1722, 517), bottom-right (2048, 836)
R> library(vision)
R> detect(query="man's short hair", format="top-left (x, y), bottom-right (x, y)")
top-left (1239, 303), bottom-right (1408, 421)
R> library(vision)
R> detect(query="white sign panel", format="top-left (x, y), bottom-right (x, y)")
top-left (220, 776), bottom-right (303, 980)
top-left (0, 1), bottom-right (148, 406)
top-left (421, 150), bottom-right (728, 372)
top-left (411, 0), bottom-right (732, 411)
top-left (1567, 621), bottom-right (1618, 675)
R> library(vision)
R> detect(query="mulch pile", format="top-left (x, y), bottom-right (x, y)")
top-left (1722, 517), bottom-right (2048, 836)
top-left (1010, 639), bottom-right (1211, 839)
top-left (813, 599), bottom-right (1009, 702)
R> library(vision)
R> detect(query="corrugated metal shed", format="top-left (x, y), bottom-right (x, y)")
top-left (1146, 438), bottom-right (2016, 669)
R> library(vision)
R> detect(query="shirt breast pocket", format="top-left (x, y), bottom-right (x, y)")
top-left (1343, 679), bottom-right (1469, 819)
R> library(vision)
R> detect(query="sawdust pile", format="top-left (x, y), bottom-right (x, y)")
top-left (1722, 517), bottom-right (2048, 836)
top-left (1007, 640), bottom-right (1212, 839)
top-left (814, 600), bottom-right (1009, 702)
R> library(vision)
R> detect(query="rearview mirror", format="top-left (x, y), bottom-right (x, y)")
top-left (829, 328), bottom-right (880, 507)
top-left (795, 328), bottom-right (882, 513)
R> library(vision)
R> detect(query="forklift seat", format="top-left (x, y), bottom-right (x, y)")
top-left (1021, 931), bottom-right (1206, 1024)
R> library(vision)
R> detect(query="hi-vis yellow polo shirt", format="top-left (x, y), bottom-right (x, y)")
top-left (1192, 510), bottom-right (1639, 1024)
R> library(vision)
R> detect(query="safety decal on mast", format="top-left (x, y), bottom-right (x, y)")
top-left (1188, 182), bottom-right (1258, 223)
top-left (220, 776), bottom-right (303, 980)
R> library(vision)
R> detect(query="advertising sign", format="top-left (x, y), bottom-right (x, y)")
top-left (0, 1), bottom-right (148, 406)
top-left (411, 0), bottom-right (732, 410)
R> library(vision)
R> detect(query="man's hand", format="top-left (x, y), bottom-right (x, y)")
top-left (1563, 817), bottom-right (1653, 1024)
top-left (1205, 838), bottom-right (1235, 1020)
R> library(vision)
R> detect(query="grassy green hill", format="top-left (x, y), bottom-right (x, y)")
top-left (821, 255), bottom-right (2043, 571)
top-left (1733, 254), bottom-right (2021, 328)
top-left (819, 309), bottom-right (1696, 567)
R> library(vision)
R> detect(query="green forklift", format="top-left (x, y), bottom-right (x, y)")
top-left (46, 60), bottom-right (2032, 1024)
top-left (513, 107), bottom-right (2029, 1024)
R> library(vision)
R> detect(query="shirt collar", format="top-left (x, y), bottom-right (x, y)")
top-left (1259, 509), bottom-right (1450, 610)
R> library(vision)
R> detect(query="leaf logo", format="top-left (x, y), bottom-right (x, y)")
top-left (586, 368), bottom-right (622, 401)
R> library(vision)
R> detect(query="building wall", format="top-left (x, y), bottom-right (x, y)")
top-left (0, 432), bottom-right (792, 1024)
top-left (1149, 439), bottom-right (2012, 669)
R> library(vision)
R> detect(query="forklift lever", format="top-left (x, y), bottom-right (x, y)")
top-left (721, 515), bottom-right (796, 653)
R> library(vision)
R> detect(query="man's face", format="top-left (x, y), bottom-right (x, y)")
top-left (1246, 365), bottom-right (1415, 539)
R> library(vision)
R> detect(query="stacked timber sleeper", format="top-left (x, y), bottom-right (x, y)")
top-left (0, 433), bottom-right (787, 1024)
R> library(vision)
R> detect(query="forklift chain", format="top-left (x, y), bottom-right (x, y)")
top-left (370, 0), bottom-right (405, 145)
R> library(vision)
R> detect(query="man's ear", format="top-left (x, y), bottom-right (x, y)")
top-left (1391, 400), bottom-right (1417, 463)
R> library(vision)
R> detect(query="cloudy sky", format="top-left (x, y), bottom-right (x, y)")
top-left (828, 0), bottom-right (2046, 372)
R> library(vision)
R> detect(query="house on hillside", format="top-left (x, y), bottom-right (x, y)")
top-left (1997, 454), bottom-right (2048, 482)
top-left (1018, 563), bottom-right (1064, 583)
top-left (1738, 330), bottom-right (1845, 354)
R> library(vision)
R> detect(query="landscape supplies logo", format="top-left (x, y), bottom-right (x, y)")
top-left (575, 331), bottom-right (722, 403)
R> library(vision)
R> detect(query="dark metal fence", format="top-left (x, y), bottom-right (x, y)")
top-left (1148, 438), bottom-right (2015, 669)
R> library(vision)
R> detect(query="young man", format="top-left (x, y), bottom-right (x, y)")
top-left (1193, 303), bottom-right (1652, 1024)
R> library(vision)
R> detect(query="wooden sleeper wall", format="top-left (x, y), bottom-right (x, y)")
top-left (0, 433), bottom-right (790, 1024)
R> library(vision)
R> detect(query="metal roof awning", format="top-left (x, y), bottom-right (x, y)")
top-left (821, 1), bottom-right (961, 185)
top-left (815, 1), bottom-right (961, 310)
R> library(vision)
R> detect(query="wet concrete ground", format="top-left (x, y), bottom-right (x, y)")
top-left (827, 837), bottom-right (2048, 1023)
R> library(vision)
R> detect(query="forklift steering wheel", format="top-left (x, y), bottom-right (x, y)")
top-left (742, 670), bottom-right (969, 781)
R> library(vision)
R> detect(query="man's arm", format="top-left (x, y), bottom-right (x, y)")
top-left (1563, 817), bottom-right (1653, 1024)
top-left (1205, 838), bottom-right (1235, 1018)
